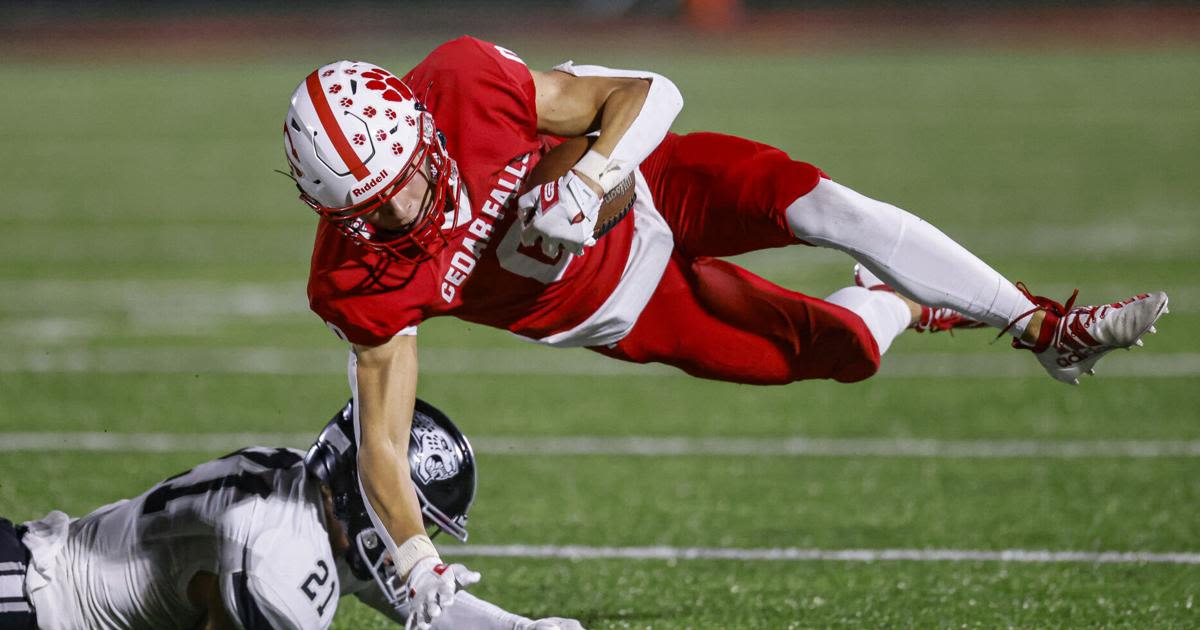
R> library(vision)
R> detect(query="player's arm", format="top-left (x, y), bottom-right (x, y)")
top-left (352, 333), bottom-right (428, 568)
top-left (532, 71), bottom-right (644, 194)
top-left (354, 333), bottom-right (469, 628)
top-left (519, 64), bottom-right (682, 253)
top-left (354, 577), bottom-right (584, 630)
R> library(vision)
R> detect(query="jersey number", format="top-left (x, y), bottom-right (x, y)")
top-left (495, 217), bottom-right (575, 284)
top-left (493, 45), bottom-right (525, 65)
top-left (142, 472), bottom-right (272, 515)
top-left (299, 559), bottom-right (336, 616)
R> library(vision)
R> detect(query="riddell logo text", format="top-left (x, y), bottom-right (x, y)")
top-left (352, 169), bottom-right (389, 197)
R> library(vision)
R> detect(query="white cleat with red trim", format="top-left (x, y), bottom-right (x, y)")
top-left (853, 264), bottom-right (986, 334)
top-left (1006, 285), bottom-right (1170, 385)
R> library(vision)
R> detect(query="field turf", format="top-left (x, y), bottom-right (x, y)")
top-left (2, 39), bottom-right (1199, 628)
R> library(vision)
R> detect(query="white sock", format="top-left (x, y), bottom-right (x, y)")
top-left (825, 286), bottom-right (912, 355)
top-left (787, 179), bottom-right (1036, 336)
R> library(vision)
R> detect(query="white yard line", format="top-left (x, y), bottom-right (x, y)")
top-left (3, 433), bottom-right (1199, 459)
top-left (0, 279), bottom-right (307, 317)
top-left (472, 436), bottom-right (1200, 458)
top-left (441, 544), bottom-right (1200, 565)
top-left (1, 347), bottom-right (1197, 378)
top-left (3, 279), bottom-right (1197, 316)
top-left (5, 222), bottom-right (1196, 262)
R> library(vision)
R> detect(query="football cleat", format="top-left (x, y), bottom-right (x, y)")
top-left (853, 264), bottom-right (986, 333)
top-left (1003, 284), bottom-right (1169, 385)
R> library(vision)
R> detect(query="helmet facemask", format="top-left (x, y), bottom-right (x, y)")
top-left (352, 527), bottom-right (406, 610)
top-left (297, 112), bottom-right (460, 262)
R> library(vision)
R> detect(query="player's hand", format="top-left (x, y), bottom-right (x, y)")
top-left (404, 558), bottom-right (481, 630)
top-left (518, 171), bottom-right (600, 257)
top-left (523, 618), bottom-right (586, 630)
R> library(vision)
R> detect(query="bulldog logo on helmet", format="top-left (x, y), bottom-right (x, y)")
top-left (411, 414), bottom-right (460, 484)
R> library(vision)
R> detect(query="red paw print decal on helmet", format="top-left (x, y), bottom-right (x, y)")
top-left (351, 133), bottom-right (366, 146)
top-left (384, 109), bottom-right (397, 121)
top-left (339, 97), bottom-right (353, 107)
top-left (328, 84), bottom-right (342, 94)
top-left (322, 69), bottom-right (335, 77)
top-left (344, 68), bottom-right (357, 75)
top-left (405, 115), bottom-right (416, 127)
top-left (362, 106), bottom-right (376, 118)
top-left (375, 130), bottom-right (388, 141)
top-left (360, 68), bottom-right (414, 103)
top-left (391, 143), bottom-right (405, 156)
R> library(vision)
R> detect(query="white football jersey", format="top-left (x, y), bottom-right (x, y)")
top-left (23, 447), bottom-right (340, 629)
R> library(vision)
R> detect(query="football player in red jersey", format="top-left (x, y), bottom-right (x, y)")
top-left (282, 37), bottom-right (1167, 627)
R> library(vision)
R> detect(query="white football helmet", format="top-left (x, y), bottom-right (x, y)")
top-left (284, 60), bottom-right (467, 261)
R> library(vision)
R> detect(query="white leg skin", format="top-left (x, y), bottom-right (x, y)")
top-left (787, 179), bottom-right (1035, 336)
top-left (825, 286), bottom-right (912, 355)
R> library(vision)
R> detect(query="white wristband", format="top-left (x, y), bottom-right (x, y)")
top-left (574, 149), bottom-right (633, 195)
top-left (394, 534), bottom-right (440, 579)
top-left (572, 149), bottom-right (611, 192)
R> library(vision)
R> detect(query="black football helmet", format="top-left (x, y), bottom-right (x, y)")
top-left (304, 397), bottom-right (476, 596)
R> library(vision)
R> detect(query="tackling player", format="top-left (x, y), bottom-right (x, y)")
top-left (281, 38), bottom-right (1169, 624)
top-left (0, 400), bottom-right (582, 630)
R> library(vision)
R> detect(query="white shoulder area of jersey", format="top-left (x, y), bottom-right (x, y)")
top-left (221, 522), bottom-right (340, 629)
top-left (20, 510), bottom-right (72, 594)
top-left (551, 60), bottom-right (662, 81)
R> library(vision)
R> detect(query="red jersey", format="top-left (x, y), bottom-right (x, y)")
top-left (308, 37), bottom-right (672, 348)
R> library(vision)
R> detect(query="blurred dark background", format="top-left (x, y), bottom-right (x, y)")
top-left (4, 0), bottom-right (1198, 62)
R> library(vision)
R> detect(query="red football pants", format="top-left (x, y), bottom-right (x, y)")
top-left (591, 132), bottom-right (881, 384)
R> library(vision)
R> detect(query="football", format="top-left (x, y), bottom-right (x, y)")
top-left (523, 136), bottom-right (636, 238)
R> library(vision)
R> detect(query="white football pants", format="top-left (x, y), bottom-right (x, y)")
top-left (788, 179), bottom-right (1036, 347)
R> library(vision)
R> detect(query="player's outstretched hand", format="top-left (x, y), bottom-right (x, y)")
top-left (404, 558), bottom-right (481, 630)
top-left (518, 172), bottom-right (600, 257)
top-left (523, 618), bottom-right (586, 630)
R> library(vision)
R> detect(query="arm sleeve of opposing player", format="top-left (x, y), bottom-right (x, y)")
top-left (355, 588), bottom-right (533, 630)
top-left (552, 61), bottom-right (683, 192)
top-left (349, 581), bottom-right (408, 624)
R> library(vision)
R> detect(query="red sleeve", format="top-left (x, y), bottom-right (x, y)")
top-left (308, 288), bottom-right (421, 347)
top-left (307, 225), bottom-right (428, 347)
top-left (403, 37), bottom-right (539, 171)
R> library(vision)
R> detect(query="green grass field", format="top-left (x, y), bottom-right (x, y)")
top-left (2, 36), bottom-right (1199, 628)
